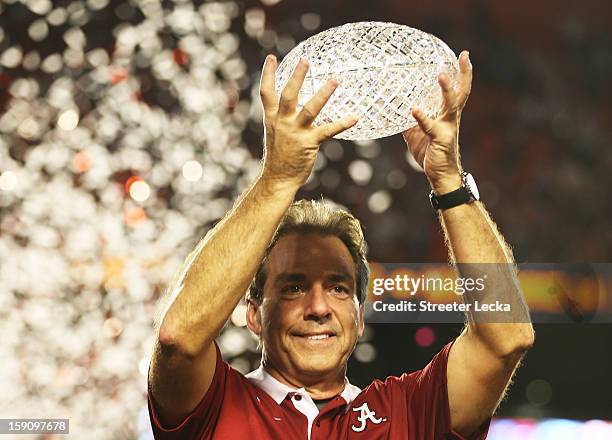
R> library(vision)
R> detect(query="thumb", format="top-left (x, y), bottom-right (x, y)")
top-left (316, 115), bottom-right (359, 141)
top-left (411, 108), bottom-right (435, 137)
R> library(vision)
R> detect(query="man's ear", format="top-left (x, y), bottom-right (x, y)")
top-left (357, 304), bottom-right (365, 338)
top-left (246, 299), bottom-right (262, 337)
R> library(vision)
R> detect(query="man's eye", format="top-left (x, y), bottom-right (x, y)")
top-left (332, 285), bottom-right (349, 294)
top-left (281, 285), bottom-right (302, 294)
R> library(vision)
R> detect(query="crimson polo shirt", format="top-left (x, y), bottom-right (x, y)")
top-left (148, 339), bottom-right (491, 439)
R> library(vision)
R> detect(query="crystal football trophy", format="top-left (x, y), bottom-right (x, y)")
top-left (275, 22), bottom-right (459, 140)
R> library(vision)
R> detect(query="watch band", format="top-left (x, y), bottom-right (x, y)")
top-left (429, 172), bottom-right (477, 211)
top-left (429, 186), bottom-right (472, 210)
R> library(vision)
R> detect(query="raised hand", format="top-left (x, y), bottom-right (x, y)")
top-left (402, 50), bottom-right (473, 194)
top-left (259, 55), bottom-right (358, 190)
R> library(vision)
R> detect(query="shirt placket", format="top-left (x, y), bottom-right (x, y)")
top-left (312, 397), bottom-right (347, 439)
top-left (289, 391), bottom-right (320, 440)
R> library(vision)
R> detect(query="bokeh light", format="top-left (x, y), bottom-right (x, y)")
top-left (415, 326), bottom-right (436, 347)
top-left (0, 171), bottom-right (17, 191)
top-left (354, 342), bottom-right (377, 363)
top-left (368, 190), bottom-right (392, 214)
top-left (182, 160), bottom-right (203, 182)
top-left (129, 180), bottom-right (151, 202)
top-left (348, 160), bottom-right (373, 185)
top-left (0, 1), bottom-right (261, 435)
top-left (231, 304), bottom-right (248, 327)
top-left (57, 109), bottom-right (79, 130)
top-left (526, 379), bottom-right (553, 407)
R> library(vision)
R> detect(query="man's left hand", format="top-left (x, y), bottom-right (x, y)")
top-left (402, 50), bottom-right (473, 194)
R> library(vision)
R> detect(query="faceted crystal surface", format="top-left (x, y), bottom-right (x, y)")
top-left (275, 22), bottom-right (459, 140)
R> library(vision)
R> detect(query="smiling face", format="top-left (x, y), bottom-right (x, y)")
top-left (247, 233), bottom-right (364, 385)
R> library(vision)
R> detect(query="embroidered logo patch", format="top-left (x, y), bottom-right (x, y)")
top-left (351, 402), bottom-right (387, 432)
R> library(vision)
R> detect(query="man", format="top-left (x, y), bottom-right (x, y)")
top-left (147, 50), bottom-right (534, 439)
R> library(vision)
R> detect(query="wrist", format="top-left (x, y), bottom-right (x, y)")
top-left (256, 172), bottom-right (300, 198)
top-left (428, 173), bottom-right (463, 195)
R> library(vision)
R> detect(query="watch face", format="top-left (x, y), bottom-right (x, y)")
top-left (464, 173), bottom-right (480, 200)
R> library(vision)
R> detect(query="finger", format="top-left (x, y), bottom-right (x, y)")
top-left (259, 55), bottom-right (278, 110)
top-left (316, 115), bottom-right (359, 141)
top-left (411, 108), bottom-right (435, 137)
top-left (296, 78), bottom-right (338, 126)
top-left (278, 59), bottom-right (309, 115)
top-left (456, 50), bottom-right (473, 109)
top-left (438, 72), bottom-right (458, 121)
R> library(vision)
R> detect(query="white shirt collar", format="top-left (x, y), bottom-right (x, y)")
top-left (245, 365), bottom-right (362, 405)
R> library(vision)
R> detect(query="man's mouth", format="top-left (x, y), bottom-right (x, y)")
top-left (293, 332), bottom-right (337, 341)
top-left (305, 334), bottom-right (332, 340)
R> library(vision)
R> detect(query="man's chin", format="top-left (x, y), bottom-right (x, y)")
top-left (294, 358), bottom-right (340, 377)
top-left (283, 336), bottom-right (348, 374)
top-left (290, 347), bottom-right (344, 375)
top-left (289, 336), bottom-right (341, 358)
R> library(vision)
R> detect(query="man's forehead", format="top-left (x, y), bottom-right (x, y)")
top-left (266, 233), bottom-right (355, 275)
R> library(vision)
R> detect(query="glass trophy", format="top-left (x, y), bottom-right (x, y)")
top-left (275, 22), bottom-right (459, 140)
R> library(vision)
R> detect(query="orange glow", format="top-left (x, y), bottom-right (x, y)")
top-left (173, 48), bottom-right (189, 65)
top-left (124, 175), bottom-right (142, 194)
top-left (108, 66), bottom-right (128, 84)
top-left (72, 151), bottom-right (92, 173)
top-left (124, 206), bottom-right (147, 227)
top-left (103, 255), bottom-right (125, 288)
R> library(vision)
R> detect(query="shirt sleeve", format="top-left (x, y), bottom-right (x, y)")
top-left (147, 341), bottom-right (227, 440)
top-left (396, 339), bottom-right (491, 440)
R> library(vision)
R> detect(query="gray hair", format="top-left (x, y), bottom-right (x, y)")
top-left (246, 199), bottom-right (369, 305)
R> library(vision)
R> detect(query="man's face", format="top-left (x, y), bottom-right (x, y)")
top-left (248, 233), bottom-right (364, 382)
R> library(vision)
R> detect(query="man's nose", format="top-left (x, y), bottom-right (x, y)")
top-left (304, 284), bottom-right (332, 321)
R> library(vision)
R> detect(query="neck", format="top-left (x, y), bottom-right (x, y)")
top-left (261, 358), bottom-right (347, 400)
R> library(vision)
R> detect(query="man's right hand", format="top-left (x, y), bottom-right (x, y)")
top-left (150, 55), bottom-right (357, 430)
top-left (259, 55), bottom-right (358, 190)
